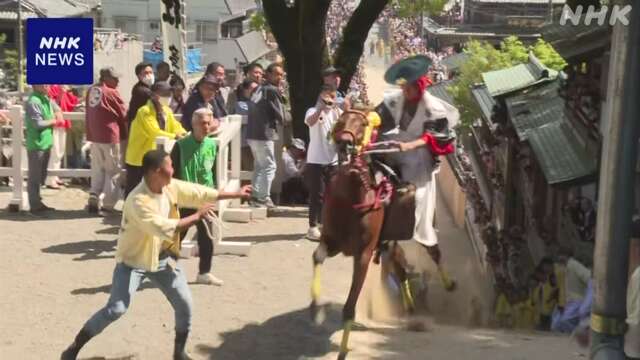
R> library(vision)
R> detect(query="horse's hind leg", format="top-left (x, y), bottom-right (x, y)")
top-left (389, 241), bottom-right (416, 314)
top-left (338, 251), bottom-right (373, 360)
top-left (422, 243), bottom-right (457, 291)
top-left (310, 241), bottom-right (329, 323)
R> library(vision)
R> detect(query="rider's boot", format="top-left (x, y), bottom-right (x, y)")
top-left (60, 329), bottom-right (93, 360)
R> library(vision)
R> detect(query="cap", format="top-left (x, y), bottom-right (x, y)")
top-left (384, 55), bottom-right (432, 85)
top-left (322, 65), bottom-right (341, 77)
top-left (290, 138), bottom-right (306, 151)
top-left (99, 66), bottom-right (122, 79)
top-left (151, 81), bottom-right (172, 95)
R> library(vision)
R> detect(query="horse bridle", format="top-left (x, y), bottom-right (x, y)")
top-left (336, 110), bottom-right (369, 144)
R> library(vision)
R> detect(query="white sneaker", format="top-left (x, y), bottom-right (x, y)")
top-left (196, 273), bottom-right (224, 286)
top-left (306, 226), bottom-right (321, 241)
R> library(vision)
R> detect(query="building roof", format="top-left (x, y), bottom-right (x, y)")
top-left (482, 53), bottom-right (558, 97)
top-left (527, 120), bottom-right (598, 185)
top-left (24, 0), bottom-right (92, 18)
top-left (0, 10), bottom-right (39, 20)
top-left (234, 31), bottom-right (273, 64)
top-left (540, 16), bottom-right (610, 61)
top-left (440, 52), bottom-right (469, 72)
top-left (471, 84), bottom-right (497, 122)
top-left (224, 0), bottom-right (256, 16)
top-left (505, 81), bottom-right (563, 141)
top-left (427, 80), bottom-right (455, 104)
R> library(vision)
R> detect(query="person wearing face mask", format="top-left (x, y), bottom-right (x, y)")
top-left (375, 55), bottom-right (460, 292)
top-left (85, 67), bottom-right (128, 215)
top-left (181, 74), bottom-right (221, 132)
top-left (127, 62), bottom-right (155, 128)
top-left (124, 81), bottom-right (186, 197)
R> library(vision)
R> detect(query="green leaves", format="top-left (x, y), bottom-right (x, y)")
top-left (447, 36), bottom-right (566, 128)
top-left (249, 11), bottom-right (270, 33)
top-left (0, 34), bottom-right (20, 90)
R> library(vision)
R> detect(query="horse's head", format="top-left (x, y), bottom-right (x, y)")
top-left (332, 110), bottom-right (369, 165)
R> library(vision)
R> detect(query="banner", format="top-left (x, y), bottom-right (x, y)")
top-left (160, 0), bottom-right (187, 83)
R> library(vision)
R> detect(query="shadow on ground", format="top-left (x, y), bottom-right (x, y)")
top-left (71, 280), bottom-right (158, 295)
top-left (196, 303), bottom-right (344, 360)
top-left (42, 239), bottom-right (116, 261)
top-left (0, 209), bottom-right (98, 221)
top-left (266, 207), bottom-right (307, 219)
top-left (223, 233), bottom-right (306, 243)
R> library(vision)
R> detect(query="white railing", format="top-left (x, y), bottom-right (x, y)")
top-left (0, 105), bottom-right (244, 213)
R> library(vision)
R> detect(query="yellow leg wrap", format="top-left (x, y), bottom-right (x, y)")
top-left (439, 267), bottom-right (455, 291)
top-left (340, 320), bottom-right (354, 355)
top-left (311, 264), bottom-right (321, 301)
top-left (401, 279), bottom-right (415, 311)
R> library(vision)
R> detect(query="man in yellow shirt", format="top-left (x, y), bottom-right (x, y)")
top-left (61, 149), bottom-right (251, 360)
top-left (125, 81), bottom-right (187, 197)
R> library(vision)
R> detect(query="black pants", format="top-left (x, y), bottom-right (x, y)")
top-left (27, 149), bottom-right (50, 208)
top-left (124, 164), bottom-right (144, 198)
top-left (179, 208), bottom-right (214, 275)
top-left (304, 164), bottom-right (335, 228)
top-left (281, 177), bottom-right (308, 205)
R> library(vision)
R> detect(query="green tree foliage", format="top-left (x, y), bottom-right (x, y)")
top-left (249, 11), bottom-right (270, 33)
top-left (0, 34), bottom-right (20, 90)
top-left (447, 36), bottom-right (567, 128)
top-left (394, 0), bottom-right (448, 18)
top-left (532, 39), bottom-right (568, 71)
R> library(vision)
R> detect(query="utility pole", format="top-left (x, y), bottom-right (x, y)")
top-left (591, 1), bottom-right (640, 359)
top-left (548, 0), bottom-right (554, 24)
top-left (17, 0), bottom-right (24, 94)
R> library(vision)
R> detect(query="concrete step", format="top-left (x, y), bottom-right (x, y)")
top-left (221, 208), bottom-right (252, 223)
top-left (250, 207), bottom-right (268, 220)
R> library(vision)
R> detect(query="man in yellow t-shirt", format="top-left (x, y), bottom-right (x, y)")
top-left (61, 150), bottom-right (251, 360)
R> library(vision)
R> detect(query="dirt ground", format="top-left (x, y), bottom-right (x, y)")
top-left (0, 184), bottom-right (584, 360)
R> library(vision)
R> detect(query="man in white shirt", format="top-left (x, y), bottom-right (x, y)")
top-left (304, 84), bottom-right (342, 240)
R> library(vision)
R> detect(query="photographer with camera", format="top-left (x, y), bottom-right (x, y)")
top-left (303, 84), bottom-right (342, 240)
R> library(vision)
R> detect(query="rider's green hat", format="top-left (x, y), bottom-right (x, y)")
top-left (384, 55), bottom-right (432, 85)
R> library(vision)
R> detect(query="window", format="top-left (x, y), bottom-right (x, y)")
top-left (221, 22), bottom-right (243, 39)
top-left (113, 16), bottom-right (138, 35)
top-left (149, 21), bottom-right (159, 30)
top-left (195, 21), bottom-right (218, 42)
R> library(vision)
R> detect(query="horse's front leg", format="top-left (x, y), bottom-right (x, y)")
top-left (310, 240), bottom-right (329, 323)
top-left (338, 249), bottom-right (373, 360)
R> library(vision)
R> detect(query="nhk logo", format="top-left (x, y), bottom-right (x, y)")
top-left (26, 18), bottom-right (93, 85)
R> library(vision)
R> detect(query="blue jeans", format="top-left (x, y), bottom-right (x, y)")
top-left (82, 255), bottom-right (193, 335)
top-left (247, 140), bottom-right (276, 202)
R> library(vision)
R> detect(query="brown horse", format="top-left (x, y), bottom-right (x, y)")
top-left (309, 110), bottom-right (416, 360)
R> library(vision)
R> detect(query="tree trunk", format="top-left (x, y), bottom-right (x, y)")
top-left (263, 0), bottom-right (330, 142)
top-left (263, 0), bottom-right (388, 141)
top-left (333, 0), bottom-right (390, 94)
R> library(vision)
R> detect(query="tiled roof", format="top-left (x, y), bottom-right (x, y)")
top-left (528, 120), bottom-right (597, 185)
top-left (482, 53), bottom-right (558, 97)
top-left (26, 0), bottom-right (91, 17)
top-left (470, 84), bottom-right (497, 122)
top-left (427, 80), bottom-right (455, 104)
top-left (0, 10), bottom-right (39, 20)
top-left (540, 16), bottom-right (610, 60)
top-left (505, 81), bottom-right (563, 141)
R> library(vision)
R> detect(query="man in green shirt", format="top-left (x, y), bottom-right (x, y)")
top-left (25, 85), bottom-right (66, 213)
top-left (170, 107), bottom-right (223, 285)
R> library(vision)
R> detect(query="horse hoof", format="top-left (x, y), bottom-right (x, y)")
top-left (445, 280), bottom-right (457, 292)
top-left (310, 301), bottom-right (325, 325)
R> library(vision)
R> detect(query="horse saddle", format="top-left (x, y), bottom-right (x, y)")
top-left (380, 182), bottom-right (416, 242)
